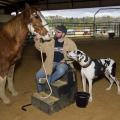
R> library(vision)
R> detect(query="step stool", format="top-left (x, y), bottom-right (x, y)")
top-left (31, 67), bottom-right (77, 114)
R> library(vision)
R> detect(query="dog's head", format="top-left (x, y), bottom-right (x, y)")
top-left (67, 50), bottom-right (92, 67)
top-left (67, 50), bottom-right (86, 62)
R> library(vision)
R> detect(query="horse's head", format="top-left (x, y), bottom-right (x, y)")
top-left (24, 4), bottom-right (51, 41)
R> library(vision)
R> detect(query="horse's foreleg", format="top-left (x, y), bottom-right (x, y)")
top-left (7, 64), bottom-right (18, 96)
top-left (0, 76), bottom-right (10, 104)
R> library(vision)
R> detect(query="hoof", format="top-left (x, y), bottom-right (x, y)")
top-left (3, 98), bottom-right (11, 104)
top-left (12, 91), bottom-right (18, 96)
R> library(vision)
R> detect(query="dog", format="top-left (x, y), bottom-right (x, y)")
top-left (67, 50), bottom-right (120, 102)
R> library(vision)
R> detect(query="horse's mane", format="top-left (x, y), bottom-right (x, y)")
top-left (1, 9), bottom-right (30, 38)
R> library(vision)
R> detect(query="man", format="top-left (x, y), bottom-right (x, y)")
top-left (34, 25), bottom-right (77, 92)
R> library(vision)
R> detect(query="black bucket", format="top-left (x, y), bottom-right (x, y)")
top-left (75, 92), bottom-right (90, 108)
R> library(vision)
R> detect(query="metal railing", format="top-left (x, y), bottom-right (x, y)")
top-left (93, 7), bottom-right (120, 37)
top-left (47, 7), bottom-right (120, 38)
top-left (49, 22), bottom-right (120, 38)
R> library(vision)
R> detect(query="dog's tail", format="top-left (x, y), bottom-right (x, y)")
top-left (112, 62), bottom-right (116, 77)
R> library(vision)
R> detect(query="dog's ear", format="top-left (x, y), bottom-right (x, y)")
top-left (76, 50), bottom-right (81, 55)
top-left (84, 55), bottom-right (89, 62)
top-left (76, 50), bottom-right (83, 55)
top-left (79, 50), bottom-right (85, 56)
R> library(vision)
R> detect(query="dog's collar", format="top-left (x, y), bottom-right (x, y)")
top-left (82, 60), bottom-right (92, 68)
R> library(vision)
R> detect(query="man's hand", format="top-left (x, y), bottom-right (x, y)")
top-left (34, 34), bottom-right (41, 42)
top-left (60, 60), bottom-right (66, 64)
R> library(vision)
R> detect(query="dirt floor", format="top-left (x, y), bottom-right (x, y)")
top-left (0, 38), bottom-right (120, 120)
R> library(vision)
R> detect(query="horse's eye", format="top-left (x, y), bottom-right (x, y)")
top-left (34, 24), bottom-right (42, 28)
top-left (34, 25), bottom-right (37, 27)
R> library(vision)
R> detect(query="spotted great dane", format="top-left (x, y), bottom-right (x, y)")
top-left (67, 50), bottom-right (120, 102)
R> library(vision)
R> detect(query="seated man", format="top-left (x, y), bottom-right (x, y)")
top-left (34, 25), bottom-right (77, 92)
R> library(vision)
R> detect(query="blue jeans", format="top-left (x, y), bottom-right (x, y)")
top-left (35, 62), bottom-right (69, 92)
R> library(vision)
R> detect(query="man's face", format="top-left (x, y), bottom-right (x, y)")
top-left (55, 29), bottom-right (63, 39)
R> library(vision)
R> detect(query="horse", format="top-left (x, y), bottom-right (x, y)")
top-left (0, 3), bottom-right (51, 104)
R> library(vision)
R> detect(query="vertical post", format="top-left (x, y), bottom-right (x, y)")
top-left (93, 8), bottom-right (102, 37)
top-left (93, 8), bottom-right (120, 38)
top-left (118, 23), bottom-right (120, 37)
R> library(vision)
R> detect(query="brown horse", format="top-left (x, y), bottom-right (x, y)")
top-left (0, 4), bottom-right (51, 104)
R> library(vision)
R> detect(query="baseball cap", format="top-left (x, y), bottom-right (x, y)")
top-left (55, 25), bottom-right (67, 34)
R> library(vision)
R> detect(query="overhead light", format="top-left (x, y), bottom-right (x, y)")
top-left (11, 11), bottom-right (16, 16)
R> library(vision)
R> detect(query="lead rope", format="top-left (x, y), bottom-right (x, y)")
top-left (39, 46), bottom-right (53, 99)
top-left (21, 34), bottom-right (53, 111)
top-left (28, 22), bottom-right (53, 98)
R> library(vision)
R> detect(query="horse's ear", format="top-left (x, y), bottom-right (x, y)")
top-left (23, 3), bottom-right (31, 19)
top-left (37, 7), bottom-right (41, 11)
top-left (25, 3), bottom-right (30, 9)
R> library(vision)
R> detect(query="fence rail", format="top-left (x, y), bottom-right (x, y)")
top-left (49, 22), bottom-right (120, 38)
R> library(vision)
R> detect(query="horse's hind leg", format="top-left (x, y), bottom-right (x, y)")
top-left (0, 76), bottom-right (10, 104)
top-left (7, 64), bottom-right (18, 96)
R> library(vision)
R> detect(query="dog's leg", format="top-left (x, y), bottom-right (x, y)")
top-left (105, 72), bottom-right (114, 91)
top-left (88, 79), bottom-right (93, 102)
top-left (109, 75), bottom-right (120, 95)
top-left (114, 78), bottom-right (120, 95)
top-left (105, 71), bottom-right (120, 94)
top-left (81, 72), bottom-right (87, 92)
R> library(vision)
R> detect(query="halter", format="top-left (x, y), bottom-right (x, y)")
top-left (28, 11), bottom-right (49, 35)
top-left (33, 23), bottom-right (49, 29)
